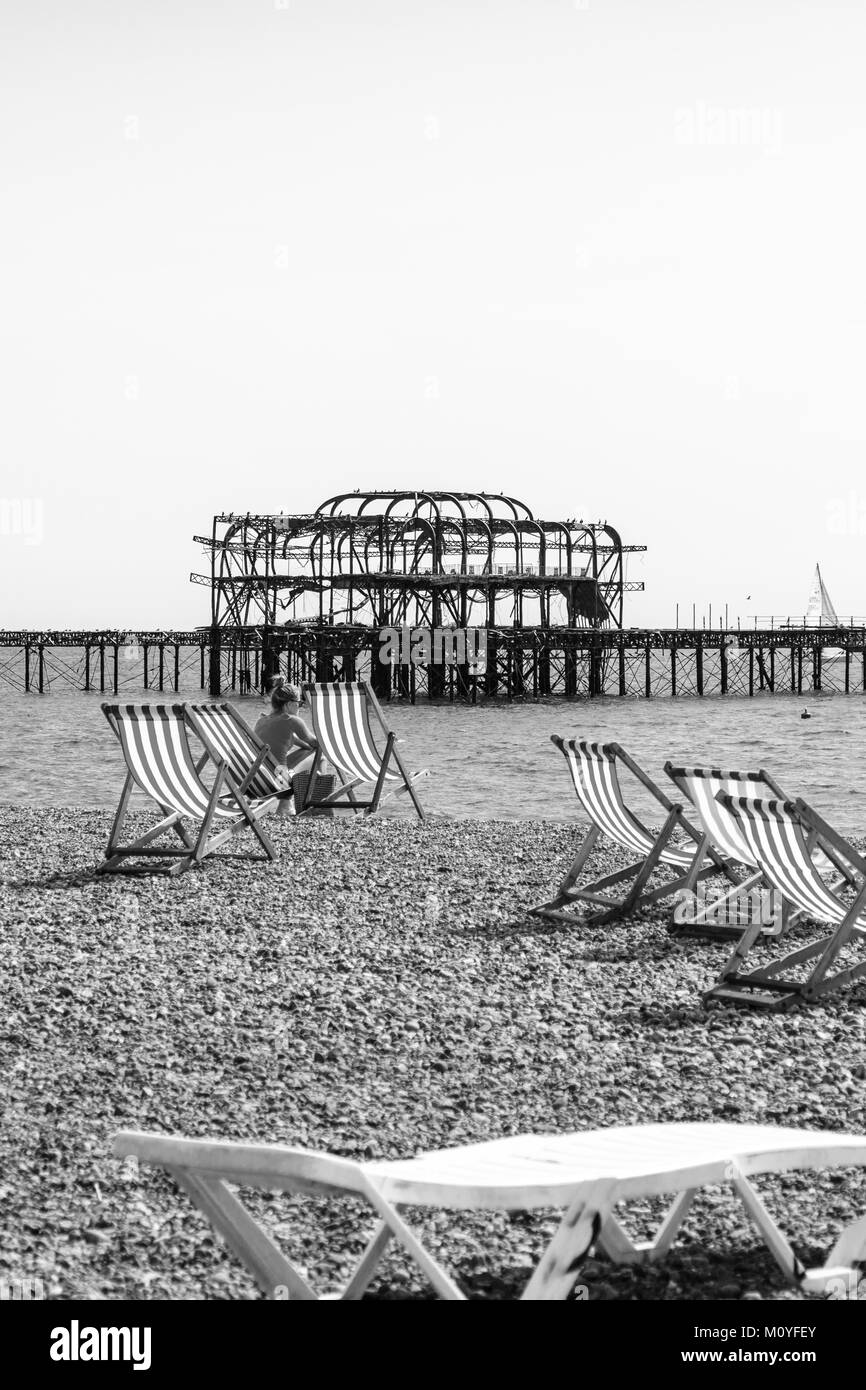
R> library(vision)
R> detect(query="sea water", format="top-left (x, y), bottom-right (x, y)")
top-left (1, 687), bottom-right (864, 829)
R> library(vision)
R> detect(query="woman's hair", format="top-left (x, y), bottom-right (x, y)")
top-left (270, 679), bottom-right (301, 709)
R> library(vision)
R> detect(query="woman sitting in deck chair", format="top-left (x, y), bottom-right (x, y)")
top-left (255, 682), bottom-right (319, 813)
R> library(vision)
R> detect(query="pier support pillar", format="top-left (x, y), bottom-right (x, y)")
top-left (208, 629), bottom-right (222, 697)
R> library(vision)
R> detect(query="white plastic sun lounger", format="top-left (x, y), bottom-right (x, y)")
top-left (113, 1122), bottom-right (866, 1300)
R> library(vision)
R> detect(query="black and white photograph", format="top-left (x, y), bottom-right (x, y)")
top-left (2, 0), bottom-right (865, 1355)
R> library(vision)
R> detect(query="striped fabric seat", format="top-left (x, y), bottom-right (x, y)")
top-left (706, 794), bottom-right (866, 1010)
top-left (299, 680), bottom-right (426, 818)
top-left (99, 703), bottom-right (280, 874)
top-left (718, 797), bottom-right (858, 926)
top-left (665, 767), bottom-right (766, 865)
top-left (563, 741), bottom-right (695, 869)
top-left (532, 739), bottom-right (723, 927)
top-left (110, 704), bottom-right (242, 821)
top-left (186, 702), bottom-right (290, 801)
top-left (113, 1121), bottom-right (866, 1299)
top-left (307, 682), bottom-right (397, 786)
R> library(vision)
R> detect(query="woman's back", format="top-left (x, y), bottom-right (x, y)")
top-left (255, 710), bottom-right (296, 763)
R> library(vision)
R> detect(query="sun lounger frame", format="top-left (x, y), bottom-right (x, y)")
top-left (113, 1123), bottom-right (866, 1300)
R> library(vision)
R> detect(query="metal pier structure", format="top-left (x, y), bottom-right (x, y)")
top-left (3, 625), bottom-right (866, 701)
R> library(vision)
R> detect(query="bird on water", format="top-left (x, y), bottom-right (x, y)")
top-left (801, 708), bottom-right (812, 719)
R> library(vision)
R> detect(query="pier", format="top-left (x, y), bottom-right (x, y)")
top-left (2, 623), bottom-right (865, 701)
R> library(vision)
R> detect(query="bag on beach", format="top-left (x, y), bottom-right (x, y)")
top-left (291, 770), bottom-right (336, 817)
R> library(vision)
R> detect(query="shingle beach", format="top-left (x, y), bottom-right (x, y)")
top-left (2, 807), bottom-right (865, 1300)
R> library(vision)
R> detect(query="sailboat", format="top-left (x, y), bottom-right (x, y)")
top-left (805, 563), bottom-right (843, 659)
top-left (805, 564), bottom-right (838, 627)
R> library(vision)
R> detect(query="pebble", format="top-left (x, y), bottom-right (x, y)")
top-left (2, 806), bottom-right (865, 1301)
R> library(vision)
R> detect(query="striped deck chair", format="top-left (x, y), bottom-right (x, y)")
top-left (99, 704), bottom-right (281, 875)
top-left (664, 766), bottom-right (859, 942)
top-left (299, 680), bottom-right (427, 819)
top-left (113, 1122), bottom-right (866, 1299)
top-left (705, 794), bottom-right (866, 1011)
top-left (185, 703), bottom-right (292, 803)
top-left (532, 739), bottom-right (728, 925)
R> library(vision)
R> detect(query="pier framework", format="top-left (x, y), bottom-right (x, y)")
top-left (193, 490), bottom-right (645, 697)
top-left (3, 626), bottom-right (866, 701)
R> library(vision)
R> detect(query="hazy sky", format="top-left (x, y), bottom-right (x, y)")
top-left (2, 0), bottom-right (865, 628)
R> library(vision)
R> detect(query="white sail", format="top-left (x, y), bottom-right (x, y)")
top-left (805, 564), bottom-right (838, 626)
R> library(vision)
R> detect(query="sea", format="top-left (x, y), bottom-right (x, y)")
top-left (1, 686), bottom-right (865, 829)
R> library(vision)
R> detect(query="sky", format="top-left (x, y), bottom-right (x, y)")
top-left (2, 0), bottom-right (865, 629)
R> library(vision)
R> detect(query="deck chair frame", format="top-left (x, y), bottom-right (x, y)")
top-left (298, 680), bottom-right (427, 820)
top-left (532, 739), bottom-right (731, 927)
top-left (706, 793), bottom-right (866, 1011)
top-left (99, 703), bottom-right (282, 876)
top-left (663, 765), bottom-right (859, 942)
top-left (113, 1123), bottom-right (866, 1300)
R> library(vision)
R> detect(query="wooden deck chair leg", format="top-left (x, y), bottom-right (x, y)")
top-left (676, 834), bottom-right (710, 900)
top-left (714, 907), bottom-right (773, 986)
top-left (105, 773), bottom-right (135, 858)
top-left (532, 826), bottom-right (602, 917)
top-left (811, 956), bottom-right (866, 1002)
top-left (597, 1189), bottom-right (696, 1265)
top-left (299, 749), bottom-right (323, 810)
top-left (389, 741), bottom-right (426, 820)
top-left (100, 807), bottom-right (190, 873)
top-left (521, 1180), bottom-right (616, 1300)
top-left (222, 774), bottom-right (277, 861)
top-left (804, 881), bottom-right (866, 995)
top-left (171, 1170), bottom-right (318, 1300)
top-left (369, 733), bottom-right (395, 815)
top-left (558, 824), bottom-right (602, 896)
top-left (618, 807), bottom-right (681, 915)
top-left (185, 764), bottom-right (227, 871)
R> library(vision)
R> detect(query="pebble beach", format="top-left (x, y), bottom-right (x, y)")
top-left (3, 806), bottom-right (866, 1301)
